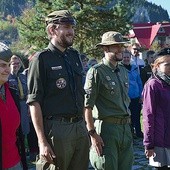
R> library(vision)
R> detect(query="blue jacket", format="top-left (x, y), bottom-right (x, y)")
top-left (124, 64), bottom-right (143, 99)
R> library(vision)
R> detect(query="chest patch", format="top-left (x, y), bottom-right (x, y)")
top-left (106, 76), bottom-right (111, 81)
top-left (51, 66), bottom-right (62, 70)
top-left (56, 78), bottom-right (66, 89)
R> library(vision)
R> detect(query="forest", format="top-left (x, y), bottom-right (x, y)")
top-left (0, 0), bottom-right (169, 57)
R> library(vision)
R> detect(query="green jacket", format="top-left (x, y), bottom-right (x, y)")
top-left (84, 58), bottom-right (130, 119)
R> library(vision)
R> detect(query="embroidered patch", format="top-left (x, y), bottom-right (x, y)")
top-left (111, 82), bottom-right (115, 85)
top-left (56, 78), bottom-right (66, 89)
top-left (125, 82), bottom-right (129, 88)
top-left (85, 89), bottom-right (92, 95)
top-left (51, 66), bottom-right (62, 70)
top-left (87, 73), bottom-right (93, 80)
top-left (110, 90), bottom-right (115, 95)
top-left (106, 76), bottom-right (111, 81)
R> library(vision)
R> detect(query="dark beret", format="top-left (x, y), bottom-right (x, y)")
top-left (45, 10), bottom-right (76, 26)
top-left (0, 42), bottom-right (12, 62)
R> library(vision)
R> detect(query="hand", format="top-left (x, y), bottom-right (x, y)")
top-left (145, 149), bottom-right (154, 158)
top-left (39, 141), bottom-right (56, 164)
top-left (91, 133), bottom-right (104, 156)
top-left (139, 97), bottom-right (143, 104)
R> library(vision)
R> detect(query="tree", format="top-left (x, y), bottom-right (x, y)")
top-left (0, 17), bottom-right (18, 45)
top-left (0, 0), bottom-right (28, 17)
top-left (16, 0), bottom-right (134, 57)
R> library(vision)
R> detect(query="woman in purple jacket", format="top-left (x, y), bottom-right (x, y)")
top-left (142, 48), bottom-right (170, 170)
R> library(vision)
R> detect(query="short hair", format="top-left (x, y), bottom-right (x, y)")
top-left (46, 23), bottom-right (59, 40)
top-left (146, 50), bottom-right (155, 58)
top-left (10, 54), bottom-right (25, 69)
top-left (122, 49), bottom-right (131, 56)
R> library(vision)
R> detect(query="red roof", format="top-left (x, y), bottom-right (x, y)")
top-left (131, 23), bottom-right (170, 49)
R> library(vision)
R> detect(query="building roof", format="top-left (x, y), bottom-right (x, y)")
top-left (131, 22), bottom-right (170, 49)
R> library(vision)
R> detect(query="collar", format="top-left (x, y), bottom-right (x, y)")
top-left (102, 58), bottom-right (119, 72)
top-left (48, 42), bottom-right (67, 56)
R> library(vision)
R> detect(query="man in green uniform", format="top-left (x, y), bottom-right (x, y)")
top-left (27, 10), bottom-right (89, 170)
top-left (84, 31), bottom-right (133, 170)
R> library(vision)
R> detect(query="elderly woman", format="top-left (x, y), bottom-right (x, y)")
top-left (0, 43), bottom-right (27, 170)
top-left (142, 48), bottom-right (170, 170)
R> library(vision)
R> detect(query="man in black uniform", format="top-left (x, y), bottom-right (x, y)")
top-left (27, 10), bottom-right (89, 170)
top-left (141, 50), bottom-right (155, 86)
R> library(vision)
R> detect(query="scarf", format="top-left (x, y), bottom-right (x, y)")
top-left (156, 70), bottom-right (170, 86)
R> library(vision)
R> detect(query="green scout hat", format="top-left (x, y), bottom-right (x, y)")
top-left (0, 42), bottom-right (12, 62)
top-left (96, 31), bottom-right (127, 47)
top-left (45, 10), bottom-right (76, 26)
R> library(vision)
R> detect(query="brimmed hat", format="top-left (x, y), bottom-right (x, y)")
top-left (96, 31), bottom-right (127, 47)
top-left (0, 42), bottom-right (12, 62)
top-left (45, 10), bottom-right (76, 26)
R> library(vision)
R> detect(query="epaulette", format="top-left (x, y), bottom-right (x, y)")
top-left (118, 63), bottom-right (125, 68)
top-left (36, 48), bottom-right (51, 57)
top-left (93, 63), bottom-right (102, 69)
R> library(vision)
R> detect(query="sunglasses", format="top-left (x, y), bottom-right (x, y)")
top-left (133, 48), bottom-right (140, 51)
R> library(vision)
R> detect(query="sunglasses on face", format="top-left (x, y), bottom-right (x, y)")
top-left (133, 48), bottom-right (140, 51)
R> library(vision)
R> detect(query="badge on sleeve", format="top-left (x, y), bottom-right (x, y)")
top-left (87, 73), bottom-right (93, 80)
top-left (56, 78), bottom-right (66, 89)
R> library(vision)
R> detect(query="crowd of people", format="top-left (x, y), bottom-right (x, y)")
top-left (0, 9), bottom-right (170, 170)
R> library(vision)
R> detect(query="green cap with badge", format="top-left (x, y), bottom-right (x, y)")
top-left (0, 42), bottom-right (12, 62)
top-left (45, 10), bottom-right (76, 26)
top-left (96, 31), bottom-right (127, 47)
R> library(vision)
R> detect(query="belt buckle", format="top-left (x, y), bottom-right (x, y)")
top-left (61, 117), bottom-right (74, 123)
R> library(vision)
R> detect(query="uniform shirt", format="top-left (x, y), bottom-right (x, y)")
top-left (84, 58), bottom-right (130, 120)
top-left (27, 43), bottom-right (84, 116)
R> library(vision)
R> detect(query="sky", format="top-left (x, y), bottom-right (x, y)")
top-left (147, 0), bottom-right (170, 17)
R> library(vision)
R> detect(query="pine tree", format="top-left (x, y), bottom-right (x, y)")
top-left (16, 0), bottom-right (134, 57)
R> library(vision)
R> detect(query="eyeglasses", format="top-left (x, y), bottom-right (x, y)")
top-left (10, 62), bottom-right (20, 65)
top-left (133, 48), bottom-right (140, 51)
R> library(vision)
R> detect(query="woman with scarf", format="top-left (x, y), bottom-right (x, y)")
top-left (142, 48), bottom-right (170, 170)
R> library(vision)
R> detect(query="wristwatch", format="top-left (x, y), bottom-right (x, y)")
top-left (88, 129), bottom-right (96, 136)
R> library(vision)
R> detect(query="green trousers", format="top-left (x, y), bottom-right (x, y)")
top-left (37, 119), bottom-right (90, 170)
top-left (90, 120), bottom-right (134, 170)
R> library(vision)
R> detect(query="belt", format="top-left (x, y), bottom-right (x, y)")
top-left (45, 115), bottom-right (83, 123)
top-left (102, 116), bottom-right (131, 125)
